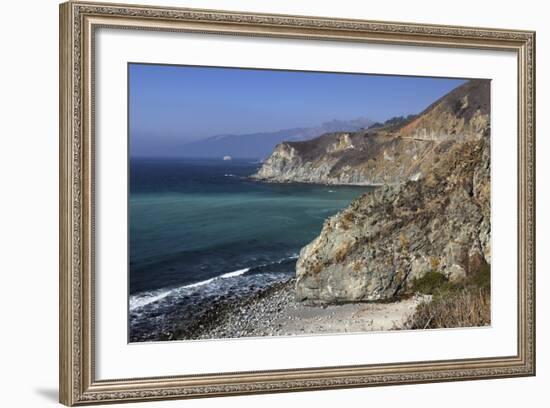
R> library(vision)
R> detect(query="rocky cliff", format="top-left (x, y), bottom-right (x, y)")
top-left (251, 79), bottom-right (491, 304)
top-left (295, 137), bottom-right (490, 303)
top-left (252, 80), bottom-right (490, 185)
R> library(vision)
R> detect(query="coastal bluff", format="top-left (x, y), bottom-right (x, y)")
top-left (253, 79), bottom-right (491, 304)
top-left (295, 138), bottom-right (490, 303)
top-left (252, 79), bottom-right (489, 186)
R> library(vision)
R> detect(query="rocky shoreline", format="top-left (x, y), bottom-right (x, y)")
top-left (170, 278), bottom-right (430, 341)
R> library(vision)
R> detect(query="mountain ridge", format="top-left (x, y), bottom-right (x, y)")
top-left (177, 117), bottom-right (374, 159)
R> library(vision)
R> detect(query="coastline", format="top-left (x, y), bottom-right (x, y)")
top-left (249, 175), bottom-right (388, 187)
top-left (168, 278), bottom-right (430, 341)
top-left (128, 80), bottom-right (492, 344)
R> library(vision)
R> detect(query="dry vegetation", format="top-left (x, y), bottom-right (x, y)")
top-left (405, 264), bottom-right (491, 329)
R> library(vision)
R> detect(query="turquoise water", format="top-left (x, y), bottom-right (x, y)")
top-left (129, 158), bottom-right (369, 339)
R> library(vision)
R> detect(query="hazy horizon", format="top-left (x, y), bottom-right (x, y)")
top-left (129, 64), bottom-right (466, 157)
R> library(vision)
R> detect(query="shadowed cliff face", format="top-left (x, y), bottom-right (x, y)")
top-left (252, 79), bottom-right (490, 186)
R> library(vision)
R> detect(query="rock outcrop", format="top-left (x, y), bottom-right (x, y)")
top-left (295, 138), bottom-right (490, 303)
top-left (252, 80), bottom-right (490, 185)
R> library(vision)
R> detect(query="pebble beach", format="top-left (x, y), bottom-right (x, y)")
top-left (168, 279), bottom-right (429, 341)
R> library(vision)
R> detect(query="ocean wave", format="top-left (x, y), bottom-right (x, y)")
top-left (129, 254), bottom-right (299, 313)
top-left (129, 290), bottom-right (172, 311)
top-left (247, 254), bottom-right (299, 273)
top-left (129, 267), bottom-right (250, 311)
top-left (184, 267), bottom-right (250, 289)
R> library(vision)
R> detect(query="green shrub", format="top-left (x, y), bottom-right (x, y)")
top-left (412, 263), bottom-right (491, 297)
top-left (411, 271), bottom-right (449, 295)
top-left (471, 262), bottom-right (491, 290)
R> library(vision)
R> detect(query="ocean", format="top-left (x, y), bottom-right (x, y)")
top-left (129, 158), bottom-right (370, 341)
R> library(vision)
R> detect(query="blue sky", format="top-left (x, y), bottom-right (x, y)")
top-left (129, 63), bottom-right (465, 153)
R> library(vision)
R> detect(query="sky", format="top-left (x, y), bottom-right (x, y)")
top-left (129, 63), bottom-right (465, 153)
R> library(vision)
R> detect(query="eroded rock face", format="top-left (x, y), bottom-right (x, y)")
top-left (253, 142), bottom-right (337, 183)
top-left (295, 139), bottom-right (491, 303)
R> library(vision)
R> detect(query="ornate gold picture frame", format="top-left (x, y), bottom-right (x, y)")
top-left (59, 1), bottom-right (535, 405)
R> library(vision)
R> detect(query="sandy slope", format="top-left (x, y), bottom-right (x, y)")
top-left (271, 295), bottom-right (430, 336)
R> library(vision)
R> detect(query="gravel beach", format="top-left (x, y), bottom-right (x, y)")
top-left (170, 278), bottom-right (430, 340)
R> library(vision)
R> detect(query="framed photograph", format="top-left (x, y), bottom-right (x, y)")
top-left (59, 1), bottom-right (536, 405)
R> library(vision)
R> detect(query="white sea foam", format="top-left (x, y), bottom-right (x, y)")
top-left (183, 267), bottom-right (249, 288)
top-left (219, 267), bottom-right (250, 278)
top-left (182, 276), bottom-right (217, 289)
top-left (129, 267), bottom-right (251, 311)
top-left (129, 290), bottom-right (172, 311)
top-left (129, 256), bottom-right (297, 313)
